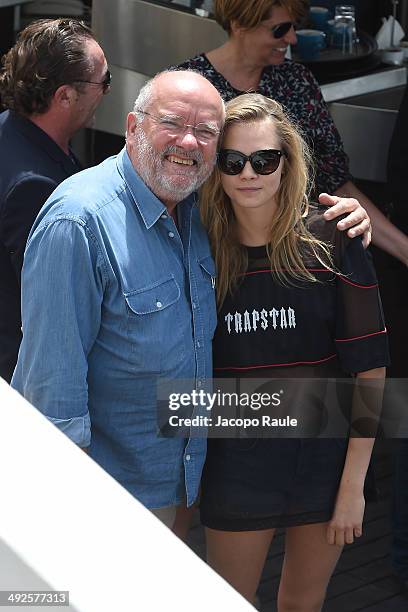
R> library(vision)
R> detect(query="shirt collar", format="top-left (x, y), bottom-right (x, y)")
top-left (7, 111), bottom-right (82, 173)
top-left (117, 147), bottom-right (196, 229)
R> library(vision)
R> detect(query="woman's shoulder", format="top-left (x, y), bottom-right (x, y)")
top-left (264, 59), bottom-right (316, 78)
top-left (304, 204), bottom-right (353, 268)
top-left (306, 202), bottom-right (346, 242)
top-left (263, 60), bottom-right (320, 92)
top-left (173, 53), bottom-right (209, 72)
top-left (172, 53), bottom-right (233, 98)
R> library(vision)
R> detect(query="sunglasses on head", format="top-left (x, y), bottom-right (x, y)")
top-left (218, 149), bottom-right (284, 175)
top-left (269, 21), bottom-right (294, 39)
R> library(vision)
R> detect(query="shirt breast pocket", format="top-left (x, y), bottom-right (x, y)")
top-left (198, 256), bottom-right (217, 339)
top-left (124, 276), bottom-right (185, 374)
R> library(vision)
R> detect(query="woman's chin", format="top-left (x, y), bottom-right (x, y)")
top-left (268, 50), bottom-right (288, 65)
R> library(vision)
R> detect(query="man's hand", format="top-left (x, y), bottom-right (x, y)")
top-left (319, 193), bottom-right (372, 249)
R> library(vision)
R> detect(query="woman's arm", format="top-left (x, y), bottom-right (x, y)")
top-left (327, 367), bottom-right (386, 547)
top-left (296, 67), bottom-right (407, 259)
top-left (334, 180), bottom-right (408, 266)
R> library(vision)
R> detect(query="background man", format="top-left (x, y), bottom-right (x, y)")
top-left (0, 18), bottom-right (110, 382)
top-left (12, 70), bottom-right (370, 529)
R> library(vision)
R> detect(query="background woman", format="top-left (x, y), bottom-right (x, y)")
top-left (199, 93), bottom-right (389, 611)
top-left (176, 0), bottom-right (408, 267)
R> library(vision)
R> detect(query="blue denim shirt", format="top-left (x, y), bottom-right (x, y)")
top-left (12, 148), bottom-right (217, 508)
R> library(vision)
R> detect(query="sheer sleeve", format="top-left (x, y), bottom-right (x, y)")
top-left (334, 234), bottom-right (390, 373)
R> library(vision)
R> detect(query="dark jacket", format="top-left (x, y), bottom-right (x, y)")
top-left (387, 85), bottom-right (408, 235)
top-left (0, 110), bottom-right (81, 382)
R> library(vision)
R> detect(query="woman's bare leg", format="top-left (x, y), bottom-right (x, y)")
top-left (277, 522), bottom-right (343, 612)
top-left (206, 527), bottom-right (276, 605)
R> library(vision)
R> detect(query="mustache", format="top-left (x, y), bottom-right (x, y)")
top-left (162, 145), bottom-right (204, 165)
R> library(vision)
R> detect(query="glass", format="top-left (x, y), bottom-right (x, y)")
top-left (217, 149), bottom-right (284, 175)
top-left (334, 5), bottom-right (357, 54)
top-left (135, 109), bottom-right (220, 142)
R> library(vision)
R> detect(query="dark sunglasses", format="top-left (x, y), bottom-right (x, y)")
top-left (269, 21), bottom-right (294, 39)
top-left (218, 149), bottom-right (284, 175)
top-left (75, 69), bottom-right (112, 94)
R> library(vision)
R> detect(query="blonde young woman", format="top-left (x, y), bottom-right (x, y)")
top-left (199, 94), bottom-right (389, 611)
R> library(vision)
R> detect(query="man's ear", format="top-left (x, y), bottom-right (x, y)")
top-left (126, 112), bottom-right (138, 139)
top-left (53, 84), bottom-right (78, 108)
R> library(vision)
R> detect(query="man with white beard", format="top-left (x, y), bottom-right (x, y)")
top-left (12, 70), bottom-right (224, 529)
top-left (12, 70), bottom-right (371, 531)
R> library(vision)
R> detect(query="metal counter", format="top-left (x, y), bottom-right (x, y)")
top-left (325, 67), bottom-right (407, 182)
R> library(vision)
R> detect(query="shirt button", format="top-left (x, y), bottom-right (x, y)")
top-left (192, 302), bottom-right (197, 309)
top-left (197, 341), bottom-right (201, 348)
top-left (161, 214), bottom-right (167, 219)
top-left (168, 231), bottom-right (175, 238)
top-left (185, 454), bottom-right (191, 461)
top-left (197, 380), bottom-right (202, 387)
top-left (156, 301), bottom-right (162, 308)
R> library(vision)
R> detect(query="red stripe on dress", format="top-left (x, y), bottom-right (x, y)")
top-left (240, 268), bottom-right (378, 289)
top-left (336, 275), bottom-right (378, 289)
top-left (214, 353), bottom-right (337, 371)
top-left (240, 268), bottom-right (330, 277)
top-left (335, 328), bottom-right (387, 343)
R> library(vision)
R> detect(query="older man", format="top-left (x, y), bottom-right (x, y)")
top-left (0, 18), bottom-right (110, 383)
top-left (12, 71), bottom-right (222, 526)
top-left (12, 70), bottom-right (370, 528)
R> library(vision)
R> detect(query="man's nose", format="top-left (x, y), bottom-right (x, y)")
top-left (176, 127), bottom-right (199, 150)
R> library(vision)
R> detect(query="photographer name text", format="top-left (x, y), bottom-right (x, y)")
top-left (168, 415), bottom-right (298, 428)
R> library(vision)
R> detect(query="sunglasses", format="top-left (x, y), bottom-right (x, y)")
top-left (218, 149), bottom-right (284, 175)
top-left (267, 21), bottom-right (294, 39)
top-left (75, 69), bottom-right (112, 94)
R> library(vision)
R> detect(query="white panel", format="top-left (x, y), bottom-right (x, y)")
top-left (0, 379), bottom-right (253, 612)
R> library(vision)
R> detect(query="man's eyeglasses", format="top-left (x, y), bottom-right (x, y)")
top-left (135, 109), bottom-right (220, 143)
top-left (217, 149), bottom-right (284, 175)
top-left (264, 21), bottom-right (294, 39)
top-left (75, 69), bottom-right (111, 94)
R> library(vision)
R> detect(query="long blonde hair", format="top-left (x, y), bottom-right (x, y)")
top-left (200, 94), bottom-right (334, 306)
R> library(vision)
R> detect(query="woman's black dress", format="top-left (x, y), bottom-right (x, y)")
top-left (200, 208), bottom-right (390, 531)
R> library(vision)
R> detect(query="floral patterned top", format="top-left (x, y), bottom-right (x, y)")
top-left (175, 54), bottom-right (352, 196)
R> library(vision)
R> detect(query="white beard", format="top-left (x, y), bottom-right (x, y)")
top-left (134, 127), bottom-right (215, 202)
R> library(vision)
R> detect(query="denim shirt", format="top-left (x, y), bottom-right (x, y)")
top-left (12, 148), bottom-right (217, 508)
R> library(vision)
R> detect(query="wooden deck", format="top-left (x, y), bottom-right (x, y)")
top-left (186, 440), bottom-right (408, 611)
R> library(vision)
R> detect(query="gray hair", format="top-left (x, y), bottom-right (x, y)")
top-left (132, 70), bottom-right (172, 119)
top-left (132, 69), bottom-right (225, 122)
top-left (133, 78), bottom-right (156, 118)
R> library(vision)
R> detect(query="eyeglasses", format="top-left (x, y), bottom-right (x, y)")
top-left (75, 69), bottom-right (111, 94)
top-left (264, 21), bottom-right (294, 39)
top-left (135, 109), bottom-right (220, 143)
top-left (218, 149), bottom-right (284, 175)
